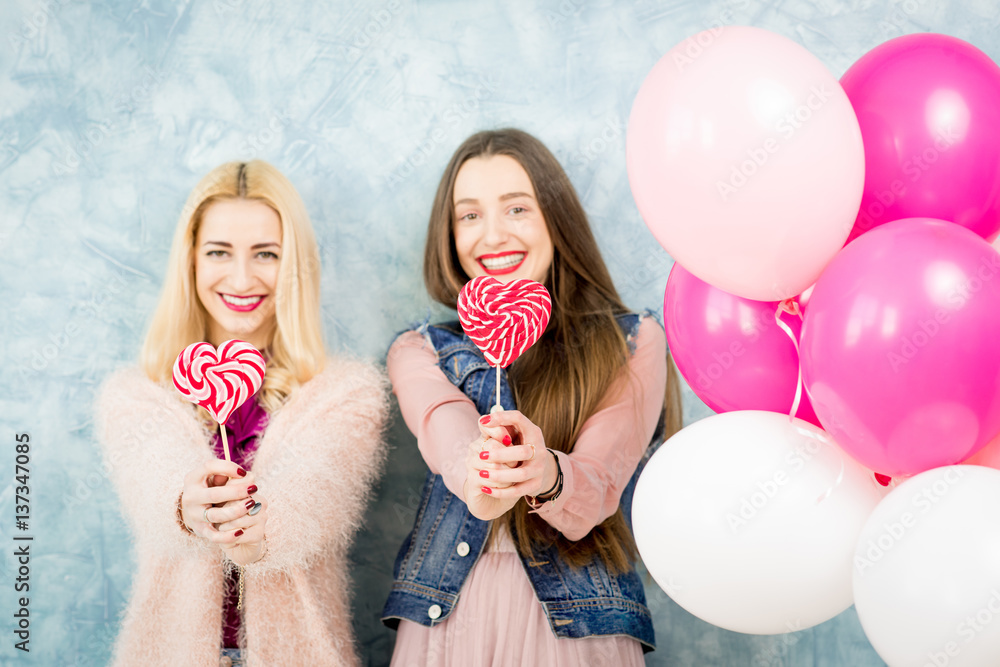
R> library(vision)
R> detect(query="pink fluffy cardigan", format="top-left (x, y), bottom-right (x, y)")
top-left (95, 357), bottom-right (389, 667)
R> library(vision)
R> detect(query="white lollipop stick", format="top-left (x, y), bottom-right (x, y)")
top-left (219, 424), bottom-right (231, 462)
top-left (493, 365), bottom-right (502, 413)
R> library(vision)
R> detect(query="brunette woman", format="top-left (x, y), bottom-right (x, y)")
top-left (382, 129), bottom-right (682, 665)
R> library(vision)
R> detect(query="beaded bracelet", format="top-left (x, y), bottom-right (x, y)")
top-left (175, 491), bottom-right (195, 535)
top-left (526, 449), bottom-right (563, 508)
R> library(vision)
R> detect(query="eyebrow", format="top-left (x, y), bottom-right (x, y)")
top-left (454, 192), bottom-right (535, 206)
top-left (202, 241), bottom-right (281, 250)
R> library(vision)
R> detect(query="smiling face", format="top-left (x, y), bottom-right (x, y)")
top-left (452, 154), bottom-right (554, 284)
top-left (195, 198), bottom-right (282, 350)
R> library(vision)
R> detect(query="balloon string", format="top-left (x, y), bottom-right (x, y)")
top-left (816, 455), bottom-right (846, 505)
top-left (775, 299), bottom-right (804, 422)
top-left (220, 424), bottom-right (232, 462)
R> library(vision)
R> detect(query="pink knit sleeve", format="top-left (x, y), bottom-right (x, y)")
top-left (530, 317), bottom-right (667, 540)
top-left (387, 331), bottom-right (482, 501)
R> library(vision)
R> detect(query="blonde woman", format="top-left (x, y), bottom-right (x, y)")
top-left (95, 161), bottom-right (388, 666)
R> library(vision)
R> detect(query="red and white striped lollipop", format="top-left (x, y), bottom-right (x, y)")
top-left (457, 276), bottom-right (551, 368)
top-left (173, 340), bottom-right (266, 460)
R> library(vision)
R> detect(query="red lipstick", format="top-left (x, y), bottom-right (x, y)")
top-left (477, 251), bottom-right (526, 276)
top-left (219, 293), bottom-right (265, 312)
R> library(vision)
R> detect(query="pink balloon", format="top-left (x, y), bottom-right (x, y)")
top-left (627, 26), bottom-right (864, 301)
top-left (801, 219), bottom-right (1000, 476)
top-left (841, 33), bottom-right (1000, 244)
top-left (664, 263), bottom-right (820, 426)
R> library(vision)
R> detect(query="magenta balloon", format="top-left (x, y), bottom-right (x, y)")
top-left (841, 33), bottom-right (1000, 244)
top-left (664, 263), bottom-right (820, 426)
top-left (800, 219), bottom-right (1000, 476)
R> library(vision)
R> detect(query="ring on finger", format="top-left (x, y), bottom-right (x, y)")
top-left (203, 507), bottom-right (211, 523)
top-left (527, 444), bottom-right (535, 460)
top-left (481, 435), bottom-right (489, 452)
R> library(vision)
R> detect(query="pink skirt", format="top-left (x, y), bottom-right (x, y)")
top-left (389, 528), bottom-right (645, 667)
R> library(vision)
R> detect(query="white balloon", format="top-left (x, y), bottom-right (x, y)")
top-left (633, 410), bottom-right (884, 634)
top-left (853, 466), bottom-right (1000, 667)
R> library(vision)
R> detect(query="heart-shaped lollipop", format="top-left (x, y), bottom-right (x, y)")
top-left (172, 340), bottom-right (266, 425)
top-left (457, 276), bottom-right (552, 368)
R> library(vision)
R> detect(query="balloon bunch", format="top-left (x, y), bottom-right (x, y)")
top-left (628, 27), bottom-right (1000, 664)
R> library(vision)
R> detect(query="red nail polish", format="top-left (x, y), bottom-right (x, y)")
top-left (479, 451), bottom-right (489, 460)
top-left (245, 499), bottom-right (255, 510)
top-left (481, 486), bottom-right (492, 495)
top-left (479, 415), bottom-right (491, 425)
top-left (237, 467), bottom-right (247, 477)
top-left (479, 470), bottom-right (489, 478)
top-left (234, 529), bottom-right (244, 537)
top-left (874, 473), bottom-right (892, 486)
top-left (502, 434), bottom-right (511, 446)
top-left (247, 485), bottom-right (258, 494)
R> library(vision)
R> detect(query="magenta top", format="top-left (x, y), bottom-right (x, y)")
top-left (209, 396), bottom-right (269, 649)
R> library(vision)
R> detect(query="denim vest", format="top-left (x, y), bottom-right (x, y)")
top-left (382, 312), bottom-right (664, 652)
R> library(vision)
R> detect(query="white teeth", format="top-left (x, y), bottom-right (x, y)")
top-left (481, 253), bottom-right (525, 270)
top-left (222, 294), bottom-right (263, 306)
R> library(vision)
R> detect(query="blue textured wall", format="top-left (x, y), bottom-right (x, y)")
top-left (2, 0), bottom-right (997, 665)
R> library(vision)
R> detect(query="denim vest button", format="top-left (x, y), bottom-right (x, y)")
top-left (456, 541), bottom-right (470, 557)
top-left (427, 604), bottom-right (442, 620)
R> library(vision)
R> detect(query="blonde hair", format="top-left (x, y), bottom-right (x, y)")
top-left (141, 160), bottom-right (326, 413)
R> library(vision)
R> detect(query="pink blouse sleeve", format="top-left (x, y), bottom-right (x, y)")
top-left (387, 318), bottom-right (668, 541)
top-left (387, 330), bottom-right (481, 500)
top-left (531, 317), bottom-right (667, 540)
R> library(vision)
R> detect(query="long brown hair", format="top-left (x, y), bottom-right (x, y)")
top-left (425, 129), bottom-right (683, 572)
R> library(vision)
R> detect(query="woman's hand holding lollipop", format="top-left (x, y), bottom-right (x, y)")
top-left (179, 459), bottom-right (266, 560)
top-left (456, 276), bottom-right (554, 520)
top-left (174, 340), bottom-right (269, 565)
top-left (464, 410), bottom-right (559, 520)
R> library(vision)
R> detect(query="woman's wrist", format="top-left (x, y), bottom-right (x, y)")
top-left (225, 538), bottom-right (267, 566)
top-left (527, 449), bottom-right (563, 507)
